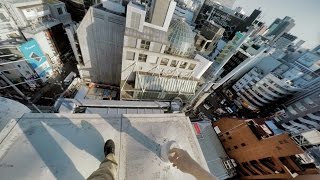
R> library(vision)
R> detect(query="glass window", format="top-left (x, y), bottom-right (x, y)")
top-left (57, 7), bottom-right (63, 15)
top-left (188, 63), bottom-right (196, 70)
top-left (160, 58), bottom-right (169, 66)
top-left (138, 54), bottom-right (147, 62)
top-left (295, 102), bottom-right (307, 111)
top-left (287, 106), bottom-right (298, 115)
top-left (179, 62), bottom-right (188, 69)
top-left (140, 40), bottom-right (150, 50)
top-left (0, 13), bottom-right (7, 22)
top-left (126, 51), bottom-right (135, 60)
top-left (170, 60), bottom-right (178, 67)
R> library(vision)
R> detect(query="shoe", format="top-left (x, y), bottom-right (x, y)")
top-left (104, 139), bottom-right (115, 156)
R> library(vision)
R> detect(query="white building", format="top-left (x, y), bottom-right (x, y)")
top-left (232, 50), bottom-right (320, 111)
top-left (120, 1), bottom-right (212, 102)
top-left (1, 0), bottom-right (75, 82)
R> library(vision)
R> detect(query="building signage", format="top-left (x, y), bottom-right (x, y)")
top-left (19, 39), bottom-right (52, 80)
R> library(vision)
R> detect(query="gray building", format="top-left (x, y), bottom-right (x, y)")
top-left (77, 1), bottom-right (126, 86)
top-left (232, 49), bottom-right (320, 112)
top-left (266, 16), bottom-right (295, 42)
top-left (273, 33), bottom-right (297, 50)
top-left (194, 121), bottom-right (237, 179)
top-left (194, 20), bottom-right (225, 55)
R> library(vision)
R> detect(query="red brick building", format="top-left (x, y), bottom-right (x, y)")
top-left (213, 117), bottom-right (319, 179)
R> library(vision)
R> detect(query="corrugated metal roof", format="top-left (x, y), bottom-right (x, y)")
top-left (135, 73), bottom-right (198, 94)
top-left (195, 121), bottom-right (237, 179)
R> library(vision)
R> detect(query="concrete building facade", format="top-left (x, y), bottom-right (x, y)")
top-left (77, 1), bottom-right (126, 86)
top-left (194, 0), bottom-right (260, 40)
top-left (266, 16), bottom-right (295, 42)
top-left (232, 50), bottom-right (320, 112)
top-left (194, 20), bottom-right (225, 56)
top-left (213, 117), bottom-right (319, 179)
top-left (120, 1), bottom-right (212, 102)
top-left (273, 33), bottom-right (297, 50)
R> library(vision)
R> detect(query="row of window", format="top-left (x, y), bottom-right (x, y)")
top-left (126, 51), bottom-right (196, 70)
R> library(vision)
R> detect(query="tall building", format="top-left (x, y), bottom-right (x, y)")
top-left (194, 1), bottom-right (261, 40)
top-left (77, 1), bottom-right (212, 102)
top-left (1, 0), bottom-right (75, 80)
top-left (77, 1), bottom-right (126, 86)
top-left (232, 49), bottom-right (320, 112)
top-left (266, 16), bottom-right (295, 42)
top-left (273, 33), bottom-right (297, 50)
top-left (205, 0), bottom-right (236, 8)
top-left (194, 20), bottom-right (225, 56)
top-left (213, 117), bottom-right (319, 179)
top-left (120, 1), bottom-right (212, 102)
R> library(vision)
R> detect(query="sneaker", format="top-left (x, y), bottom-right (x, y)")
top-left (104, 139), bottom-right (115, 156)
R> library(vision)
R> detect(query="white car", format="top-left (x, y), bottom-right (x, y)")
top-left (203, 103), bottom-right (212, 110)
top-left (225, 107), bottom-right (233, 113)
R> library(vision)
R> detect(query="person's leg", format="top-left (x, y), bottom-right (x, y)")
top-left (87, 140), bottom-right (117, 180)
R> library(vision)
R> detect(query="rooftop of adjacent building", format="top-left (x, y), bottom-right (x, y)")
top-left (0, 98), bottom-right (209, 179)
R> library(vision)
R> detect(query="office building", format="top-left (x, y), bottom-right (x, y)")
top-left (273, 33), bottom-right (297, 50)
top-left (266, 16), bottom-right (295, 42)
top-left (273, 79), bottom-right (320, 134)
top-left (1, 0), bottom-right (75, 80)
top-left (194, 0), bottom-right (261, 40)
top-left (77, 1), bottom-right (126, 86)
top-left (120, 1), bottom-right (212, 102)
top-left (213, 117), bottom-right (319, 179)
top-left (194, 20), bottom-right (225, 55)
top-left (250, 20), bottom-right (268, 38)
top-left (0, 97), bottom-right (209, 179)
top-left (203, 0), bottom-right (236, 8)
top-left (232, 49), bottom-right (320, 112)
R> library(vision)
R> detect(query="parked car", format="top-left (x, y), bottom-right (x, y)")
top-left (203, 100), bottom-right (213, 110)
top-left (225, 107), bottom-right (234, 113)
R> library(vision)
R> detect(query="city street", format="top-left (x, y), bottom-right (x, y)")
top-left (32, 60), bottom-right (78, 106)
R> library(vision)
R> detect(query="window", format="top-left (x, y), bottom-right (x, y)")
top-left (57, 7), bottom-right (63, 15)
top-left (226, 132), bottom-right (230, 135)
top-left (241, 143), bottom-right (246, 146)
top-left (287, 106), bottom-right (298, 115)
top-left (188, 63), bottom-right (196, 70)
top-left (170, 60), bottom-right (178, 67)
top-left (179, 62), bottom-right (188, 69)
top-left (234, 146), bottom-right (238, 149)
top-left (3, 71), bottom-right (10, 74)
top-left (130, 12), bottom-right (141, 30)
top-left (295, 102), bottom-right (307, 111)
top-left (222, 139), bottom-right (226, 142)
top-left (138, 54), bottom-right (147, 62)
top-left (228, 136), bottom-right (232, 140)
top-left (26, 71), bottom-right (31, 74)
top-left (160, 58), bottom-right (169, 66)
top-left (140, 40), bottom-right (150, 50)
top-left (227, 148), bottom-right (231, 151)
top-left (17, 65), bottom-right (21, 68)
top-left (0, 13), bottom-right (7, 22)
top-left (126, 51), bottom-right (135, 60)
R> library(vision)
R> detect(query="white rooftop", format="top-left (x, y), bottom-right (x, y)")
top-left (0, 113), bottom-right (208, 179)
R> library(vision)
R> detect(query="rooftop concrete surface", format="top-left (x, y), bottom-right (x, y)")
top-left (0, 113), bottom-right (208, 180)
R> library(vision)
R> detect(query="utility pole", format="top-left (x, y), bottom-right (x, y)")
top-left (0, 72), bottom-right (42, 113)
